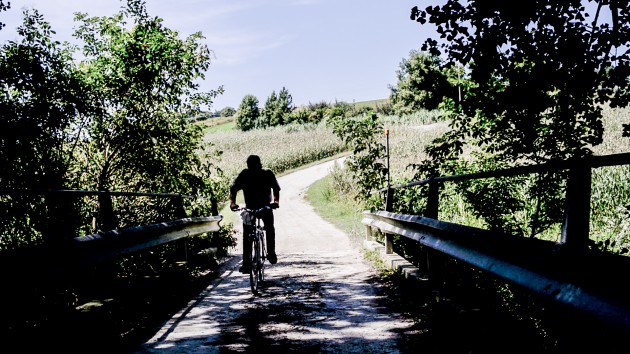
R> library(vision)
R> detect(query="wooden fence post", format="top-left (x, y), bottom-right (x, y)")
top-left (561, 162), bottom-right (592, 250)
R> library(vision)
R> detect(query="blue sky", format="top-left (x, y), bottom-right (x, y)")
top-left (0, 0), bottom-right (434, 111)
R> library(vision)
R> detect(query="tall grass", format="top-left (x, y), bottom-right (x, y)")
top-left (589, 105), bottom-right (630, 250)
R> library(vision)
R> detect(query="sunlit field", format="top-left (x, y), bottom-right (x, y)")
top-left (203, 122), bottom-right (346, 180)
top-left (203, 104), bottom-right (630, 251)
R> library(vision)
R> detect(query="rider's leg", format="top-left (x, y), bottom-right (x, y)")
top-left (262, 210), bottom-right (277, 264)
top-left (240, 223), bottom-right (253, 272)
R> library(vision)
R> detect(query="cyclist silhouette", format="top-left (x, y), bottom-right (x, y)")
top-left (230, 155), bottom-right (281, 273)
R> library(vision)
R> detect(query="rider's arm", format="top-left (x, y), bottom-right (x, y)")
top-left (229, 170), bottom-right (245, 210)
top-left (273, 190), bottom-right (280, 206)
top-left (229, 185), bottom-right (238, 210)
top-left (269, 170), bottom-right (281, 207)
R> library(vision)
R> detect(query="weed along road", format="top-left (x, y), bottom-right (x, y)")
top-left (136, 157), bottom-right (417, 353)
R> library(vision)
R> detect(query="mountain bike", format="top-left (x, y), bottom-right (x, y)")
top-left (233, 203), bottom-right (278, 294)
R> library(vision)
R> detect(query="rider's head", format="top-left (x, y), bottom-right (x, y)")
top-left (246, 155), bottom-right (262, 170)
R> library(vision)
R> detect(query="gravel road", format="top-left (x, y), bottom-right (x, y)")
top-left (136, 158), bottom-right (417, 353)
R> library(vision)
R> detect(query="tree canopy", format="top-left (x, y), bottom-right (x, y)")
top-left (72, 0), bottom-right (223, 195)
top-left (408, 0), bottom-right (630, 236)
top-left (235, 94), bottom-right (260, 131)
top-left (0, 0), bottom-right (225, 248)
top-left (261, 87), bottom-right (294, 128)
top-left (389, 50), bottom-right (453, 115)
top-left (412, 0), bottom-right (630, 167)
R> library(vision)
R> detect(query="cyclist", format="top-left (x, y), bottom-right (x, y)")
top-left (229, 155), bottom-right (281, 273)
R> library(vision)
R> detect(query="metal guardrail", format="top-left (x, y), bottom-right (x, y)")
top-left (363, 210), bottom-right (630, 330)
top-left (0, 189), bottom-right (222, 277)
top-left (66, 216), bottom-right (222, 266)
top-left (363, 153), bottom-right (630, 331)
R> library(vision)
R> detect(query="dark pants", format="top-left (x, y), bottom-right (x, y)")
top-left (242, 208), bottom-right (275, 264)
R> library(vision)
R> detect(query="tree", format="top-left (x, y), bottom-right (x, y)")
top-left (409, 1), bottom-right (630, 236)
top-left (389, 50), bottom-right (453, 115)
top-left (235, 95), bottom-right (260, 131)
top-left (261, 90), bottom-right (278, 128)
top-left (277, 87), bottom-right (295, 124)
top-left (70, 0), bottom-right (224, 228)
top-left (328, 110), bottom-right (387, 210)
top-left (221, 106), bottom-right (236, 117)
top-left (413, 1), bottom-right (630, 166)
top-left (0, 8), bottom-right (90, 246)
top-left (261, 87), bottom-right (294, 127)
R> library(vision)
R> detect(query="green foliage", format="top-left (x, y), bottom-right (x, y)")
top-left (1, 0), bottom-right (227, 252)
top-left (66, 0), bottom-right (224, 232)
top-left (407, 1), bottom-right (630, 236)
top-left (0, 9), bottom-right (91, 248)
top-left (456, 155), bottom-right (566, 237)
top-left (286, 107), bottom-right (311, 125)
top-left (261, 90), bottom-right (279, 127)
top-left (327, 110), bottom-right (387, 209)
top-left (412, 1), bottom-right (630, 162)
top-left (389, 50), bottom-right (454, 115)
top-left (261, 87), bottom-right (294, 128)
top-left (220, 106), bottom-right (236, 117)
top-left (235, 94), bottom-right (260, 131)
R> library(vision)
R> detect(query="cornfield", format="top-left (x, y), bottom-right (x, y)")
top-left (203, 122), bottom-right (346, 180)
top-left (203, 105), bottom-right (630, 251)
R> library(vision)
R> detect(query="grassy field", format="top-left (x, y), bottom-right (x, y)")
top-left (196, 116), bottom-right (236, 133)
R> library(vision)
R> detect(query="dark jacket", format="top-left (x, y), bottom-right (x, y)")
top-left (230, 168), bottom-right (280, 209)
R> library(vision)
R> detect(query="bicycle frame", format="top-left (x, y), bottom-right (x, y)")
top-left (237, 205), bottom-right (271, 294)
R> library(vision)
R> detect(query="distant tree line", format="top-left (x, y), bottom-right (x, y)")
top-left (233, 88), bottom-right (394, 132)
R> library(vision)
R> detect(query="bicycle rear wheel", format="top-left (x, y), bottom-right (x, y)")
top-left (249, 236), bottom-right (259, 294)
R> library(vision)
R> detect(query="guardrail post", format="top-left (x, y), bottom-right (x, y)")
top-left (424, 178), bottom-right (443, 287)
top-left (44, 191), bottom-right (75, 244)
top-left (175, 194), bottom-right (187, 218)
top-left (365, 224), bottom-right (373, 241)
top-left (385, 233), bottom-right (394, 254)
top-left (98, 191), bottom-right (118, 231)
top-left (384, 187), bottom-right (394, 254)
top-left (425, 179), bottom-right (439, 219)
top-left (561, 162), bottom-right (592, 249)
top-left (385, 186), bottom-right (394, 212)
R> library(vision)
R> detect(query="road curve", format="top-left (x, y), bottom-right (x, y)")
top-left (136, 157), bottom-right (415, 353)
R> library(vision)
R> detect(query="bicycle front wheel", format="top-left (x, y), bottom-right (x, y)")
top-left (258, 229), bottom-right (266, 282)
top-left (249, 236), bottom-right (259, 294)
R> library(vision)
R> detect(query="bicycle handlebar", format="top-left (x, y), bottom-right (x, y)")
top-left (231, 203), bottom-right (279, 213)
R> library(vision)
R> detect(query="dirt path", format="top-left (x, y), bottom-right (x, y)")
top-left (136, 158), bottom-right (416, 353)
